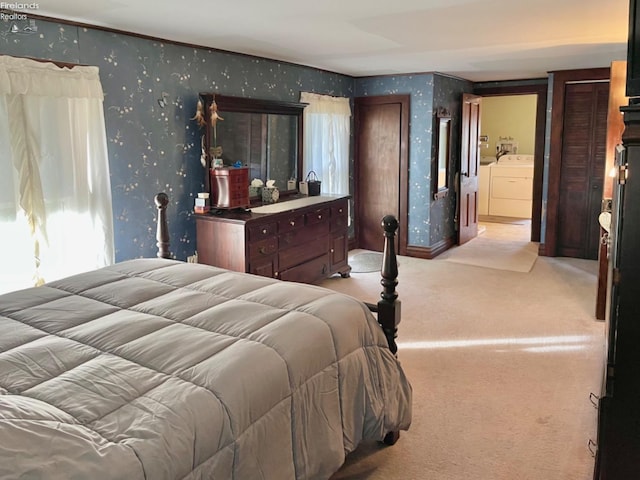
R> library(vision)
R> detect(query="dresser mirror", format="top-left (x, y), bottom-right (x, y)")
top-left (433, 107), bottom-right (451, 200)
top-left (199, 94), bottom-right (306, 199)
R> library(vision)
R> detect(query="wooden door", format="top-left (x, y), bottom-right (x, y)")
top-left (458, 94), bottom-right (482, 245)
top-left (557, 82), bottom-right (609, 259)
top-left (354, 95), bottom-right (409, 253)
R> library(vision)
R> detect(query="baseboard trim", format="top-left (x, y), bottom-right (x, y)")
top-left (406, 237), bottom-right (454, 259)
top-left (538, 243), bottom-right (548, 256)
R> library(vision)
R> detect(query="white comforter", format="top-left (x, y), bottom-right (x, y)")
top-left (0, 259), bottom-right (411, 479)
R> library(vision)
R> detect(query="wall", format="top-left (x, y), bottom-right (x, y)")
top-left (480, 95), bottom-right (537, 156)
top-left (0, 19), bottom-right (354, 261)
top-left (431, 74), bottom-right (474, 246)
top-left (354, 73), bottom-right (473, 249)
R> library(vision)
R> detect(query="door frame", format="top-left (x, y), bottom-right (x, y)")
top-left (545, 68), bottom-right (610, 256)
top-left (473, 82), bottom-right (548, 243)
top-left (353, 94), bottom-right (410, 255)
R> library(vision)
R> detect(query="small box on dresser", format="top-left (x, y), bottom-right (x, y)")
top-left (210, 167), bottom-right (250, 209)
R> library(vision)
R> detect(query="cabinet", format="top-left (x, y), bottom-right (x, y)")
top-left (195, 195), bottom-right (351, 284)
top-left (592, 105), bottom-right (640, 479)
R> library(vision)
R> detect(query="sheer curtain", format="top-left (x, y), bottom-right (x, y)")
top-left (0, 56), bottom-right (114, 294)
top-left (300, 92), bottom-right (351, 195)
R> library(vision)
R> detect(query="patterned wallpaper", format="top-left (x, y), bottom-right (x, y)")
top-left (0, 20), bottom-right (354, 261)
top-left (1, 17), bottom-right (546, 261)
top-left (431, 74), bottom-right (475, 245)
top-left (355, 73), bottom-right (473, 247)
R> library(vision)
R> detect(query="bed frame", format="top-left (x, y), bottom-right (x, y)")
top-left (154, 193), bottom-right (402, 444)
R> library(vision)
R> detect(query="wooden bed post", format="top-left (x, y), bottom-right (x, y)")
top-left (154, 193), bottom-right (171, 259)
top-left (377, 215), bottom-right (401, 355)
top-left (378, 215), bottom-right (402, 447)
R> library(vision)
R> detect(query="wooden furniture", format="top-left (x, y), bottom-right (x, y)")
top-left (592, 106), bottom-right (640, 479)
top-left (195, 195), bottom-right (352, 284)
top-left (592, 4), bottom-right (640, 477)
top-left (210, 166), bottom-right (250, 209)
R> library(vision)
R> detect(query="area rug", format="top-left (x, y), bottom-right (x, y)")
top-left (439, 237), bottom-right (538, 273)
top-left (349, 252), bottom-right (383, 273)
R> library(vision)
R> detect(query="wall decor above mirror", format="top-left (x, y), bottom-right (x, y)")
top-left (433, 107), bottom-right (451, 200)
top-left (197, 94), bottom-right (306, 199)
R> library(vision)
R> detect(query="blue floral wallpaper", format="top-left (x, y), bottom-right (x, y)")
top-left (1, 17), bottom-right (549, 261)
top-left (0, 20), bottom-right (354, 261)
top-left (355, 73), bottom-right (473, 248)
top-left (431, 74), bottom-right (474, 245)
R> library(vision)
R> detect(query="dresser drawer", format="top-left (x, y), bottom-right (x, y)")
top-left (278, 213), bottom-right (305, 233)
top-left (279, 235), bottom-right (329, 271)
top-left (280, 220), bottom-right (329, 249)
top-left (331, 203), bottom-right (349, 232)
top-left (305, 208), bottom-right (330, 226)
top-left (248, 222), bottom-right (277, 241)
top-left (248, 236), bottom-right (278, 259)
top-left (279, 253), bottom-right (330, 283)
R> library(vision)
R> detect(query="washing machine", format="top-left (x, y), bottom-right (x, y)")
top-left (488, 154), bottom-right (534, 218)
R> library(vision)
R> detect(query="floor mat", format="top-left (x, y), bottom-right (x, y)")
top-left (438, 237), bottom-right (538, 273)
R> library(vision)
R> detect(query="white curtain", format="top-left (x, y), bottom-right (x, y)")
top-left (0, 55), bottom-right (114, 294)
top-left (300, 92), bottom-right (351, 195)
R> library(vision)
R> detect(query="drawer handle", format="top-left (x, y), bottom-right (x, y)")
top-left (262, 228), bottom-right (267, 234)
top-left (330, 248), bottom-right (334, 253)
top-left (338, 208), bottom-right (343, 213)
top-left (318, 214), bottom-right (322, 219)
top-left (258, 246), bottom-right (268, 255)
top-left (290, 220), bottom-right (295, 226)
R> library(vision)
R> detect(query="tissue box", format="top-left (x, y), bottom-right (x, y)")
top-left (249, 186), bottom-right (262, 197)
top-left (262, 186), bottom-right (280, 204)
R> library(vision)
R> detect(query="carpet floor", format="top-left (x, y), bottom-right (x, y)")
top-left (438, 237), bottom-right (538, 272)
top-left (320, 222), bottom-right (603, 480)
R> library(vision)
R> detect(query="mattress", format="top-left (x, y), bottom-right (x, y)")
top-left (0, 259), bottom-right (412, 479)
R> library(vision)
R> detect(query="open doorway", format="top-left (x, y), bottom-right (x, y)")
top-left (474, 83), bottom-right (548, 246)
top-left (478, 94), bottom-right (537, 243)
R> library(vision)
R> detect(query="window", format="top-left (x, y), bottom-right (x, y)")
top-left (0, 56), bottom-right (114, 293)
top-left (299, 92), bottom-right (351, 195)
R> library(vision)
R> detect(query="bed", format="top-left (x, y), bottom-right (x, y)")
top-left (0, 194), bottom-right (412, 480)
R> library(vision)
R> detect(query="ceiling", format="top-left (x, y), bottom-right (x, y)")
top-left (34, 0), bottom-right (630, 82)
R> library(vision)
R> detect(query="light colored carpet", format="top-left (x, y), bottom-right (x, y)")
top-left (320, 226), bottom-right (603, 480)
top-left (438, 237), bottom-right (539, 273)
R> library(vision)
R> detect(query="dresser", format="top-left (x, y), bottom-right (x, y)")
top-left (195, 195), bottom-right (351, 284)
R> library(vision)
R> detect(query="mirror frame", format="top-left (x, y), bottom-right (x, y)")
top-left (433, 107), bottom-right (451, 200)
top-left (200, 93), bottom-right (306, 199)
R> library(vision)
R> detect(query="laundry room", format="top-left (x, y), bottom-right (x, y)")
top-left (479, 94), bottom-right (538, 225)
